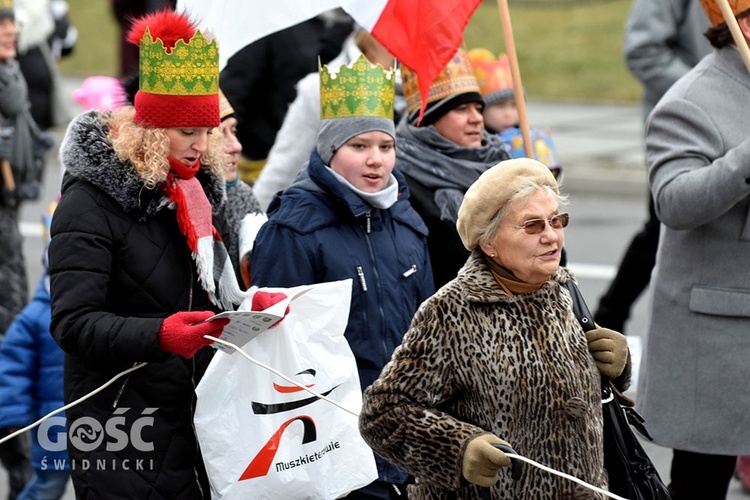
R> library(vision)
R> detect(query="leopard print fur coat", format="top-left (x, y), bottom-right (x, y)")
top-left (360, 250), bottom-right (622, 499)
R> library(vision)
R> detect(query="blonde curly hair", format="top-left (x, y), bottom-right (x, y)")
top-left (105, 107), bottom-right (227, 189)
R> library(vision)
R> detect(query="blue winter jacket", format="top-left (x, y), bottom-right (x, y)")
top-left (0, 276), bottom-right (68, 472)
top-left (251, 150), bottom-right (434, 484)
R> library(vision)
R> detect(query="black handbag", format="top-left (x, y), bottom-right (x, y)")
top-left (566, 280), bottom-right (671, 500)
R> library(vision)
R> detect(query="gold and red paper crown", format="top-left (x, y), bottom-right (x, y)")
top-left (319, 53), bottom-right (395, 120)
top-left (468, 48), bottom-right (514, 105)
top-left (699, 0), bottom-right (750, 26)
top-left (127, 10), bottom-right (219, 128)
top-left (401, 48), bottom-right (480, 117)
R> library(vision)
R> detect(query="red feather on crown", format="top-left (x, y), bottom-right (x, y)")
top-left (126, 9), bottom-right (197, 52)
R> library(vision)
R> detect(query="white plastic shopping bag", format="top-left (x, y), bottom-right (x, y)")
top-left (195, 279), bottom-right (378, 499)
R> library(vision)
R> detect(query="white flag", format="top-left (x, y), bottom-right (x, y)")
top-left (175, 0), bottom-right (339, 69)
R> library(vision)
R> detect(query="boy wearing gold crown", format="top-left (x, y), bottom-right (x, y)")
top-left (251, 54), bottom-right (434, 499)
top-left (48, 10), bottom-right (241, 498)
top-left (636, 1), bottom-right (750, 498)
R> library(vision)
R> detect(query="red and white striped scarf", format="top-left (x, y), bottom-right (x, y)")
top-left (163, 157), bottom-right (246, 310)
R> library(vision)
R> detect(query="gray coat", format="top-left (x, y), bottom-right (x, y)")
top-left (623, 0), bottom-right (710, 120)
top-left (639, 46), bottom-right (750, 455)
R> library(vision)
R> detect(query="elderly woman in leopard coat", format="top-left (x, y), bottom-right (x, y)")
top-left (359, 158), bottom-right (631, 499)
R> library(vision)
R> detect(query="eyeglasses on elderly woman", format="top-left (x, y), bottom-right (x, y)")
top-left (512, 212), bottom-right (569, 235)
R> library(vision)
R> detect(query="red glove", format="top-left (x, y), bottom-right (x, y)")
top-left (251, 291), bottom-right (289, 328)
top-left (158, 311), bottom-right (230, 358)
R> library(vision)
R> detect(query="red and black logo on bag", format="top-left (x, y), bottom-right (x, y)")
top-left (239, 368), bottom-right (341, 480)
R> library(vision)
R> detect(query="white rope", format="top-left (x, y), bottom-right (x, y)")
top-left (209, 336), bottom-right (632, 499)
top-left (0, 362), bottom-right (148, 447)
top-left (506, 453), bottom-right (629, 500)
top-left (0, 335), bottom-right (631, 500)
top-left (209, 336), bottom-right (359, 417)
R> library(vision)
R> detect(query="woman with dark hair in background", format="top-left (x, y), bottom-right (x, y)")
top-left (396, 49), bottom-right (510, 288)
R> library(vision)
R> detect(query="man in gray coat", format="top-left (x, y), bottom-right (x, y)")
top-left (638, 1), bottom-right (750, 498)
top-left (595, 0), bottom-right (710, 333)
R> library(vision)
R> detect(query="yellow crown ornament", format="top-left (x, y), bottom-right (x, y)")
top-left (319, 54), bottom-right (395, 120)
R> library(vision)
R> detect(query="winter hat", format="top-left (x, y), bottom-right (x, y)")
top-left (699, 0), bottom-right (750, 26)
top-left (127, 10), bottom-right (219, 128)
top-left (0, 0), bottom-right (12, 20)
top-left (456, 158), bottom-right (559, 251)
top-left (402, 48), bottom-right (484, 127)
top-left (317, 53), bottom-right (396, 165)
top-left (72, 76), bottom-right (127, 112)
top-left (468, 48), bottom-right (515, 106)
top-left (218, 88), bottom-right (235, 121)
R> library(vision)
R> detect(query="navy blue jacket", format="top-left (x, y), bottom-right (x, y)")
top-left (253, 150), bottom-right (434, 390)
top-left (0, 276), bottom-right (68, 471)
top-left (251, 150), bottom-right (434, 483)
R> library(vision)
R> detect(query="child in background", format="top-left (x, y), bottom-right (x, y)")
top-left (468, 48), bottom-right (562, 181)
top-left (469, 48), bottom-right (567, 266)
top-left (0, 199), bottom-right (69, 500)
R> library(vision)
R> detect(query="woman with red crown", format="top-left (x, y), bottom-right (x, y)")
top-left (48, 10), bottom-right (242, 498)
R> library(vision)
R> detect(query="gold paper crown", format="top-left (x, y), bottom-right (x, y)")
top-left (218, 89), bottom-right (235, 120)
top-left (139, 27), bottom-right (219, 96)
top-left (0, 0), bottom-right (12, 11)
top-left (402, 48), bottom-right (480, 115)
top-left (319, 54), bottom-right (395, 120)
top-left (699, 0), bottom-right (750, 26)
top-left (468, 49), bottom-right (514, 102)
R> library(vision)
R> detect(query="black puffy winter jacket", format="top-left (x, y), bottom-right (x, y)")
top-left (49, 111), bottom-right (229, 499)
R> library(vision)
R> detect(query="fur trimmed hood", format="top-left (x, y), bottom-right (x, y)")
top-left (59, 110), bottom-right (226, 222)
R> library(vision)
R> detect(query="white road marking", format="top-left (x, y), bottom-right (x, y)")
top-left (20, 220), bottom-right (619, 280)
top-left (20, 221), bottom-right (43, 238)
top-left (565, 262), bottom-right (616, 280)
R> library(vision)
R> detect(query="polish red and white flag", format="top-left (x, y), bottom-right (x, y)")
top-left (340, 0), bottom-right (482, 119)
top-left (176, 0), bottom-right (482, 116)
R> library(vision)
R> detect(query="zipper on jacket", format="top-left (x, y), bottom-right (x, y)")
top-left (190, 356), bottom-right (205, 499)
top-left (402, 265), bottom-right (417, 278)
top-left (188, 260), bottom-right (194, 311)
top-left (356, 266), bottom-right (368, 292)
top-left (188, 252), bottom-right (204, 497)
top-left (365, 211), bottom-right (371, 234)
top-left (362, 228), bottom-right (388, 359)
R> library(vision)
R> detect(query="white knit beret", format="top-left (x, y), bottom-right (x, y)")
top-left (456, 158), bottom-right (559, 250)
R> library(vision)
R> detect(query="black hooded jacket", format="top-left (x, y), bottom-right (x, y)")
top-left (49, 110), bottom-right (229, 499)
